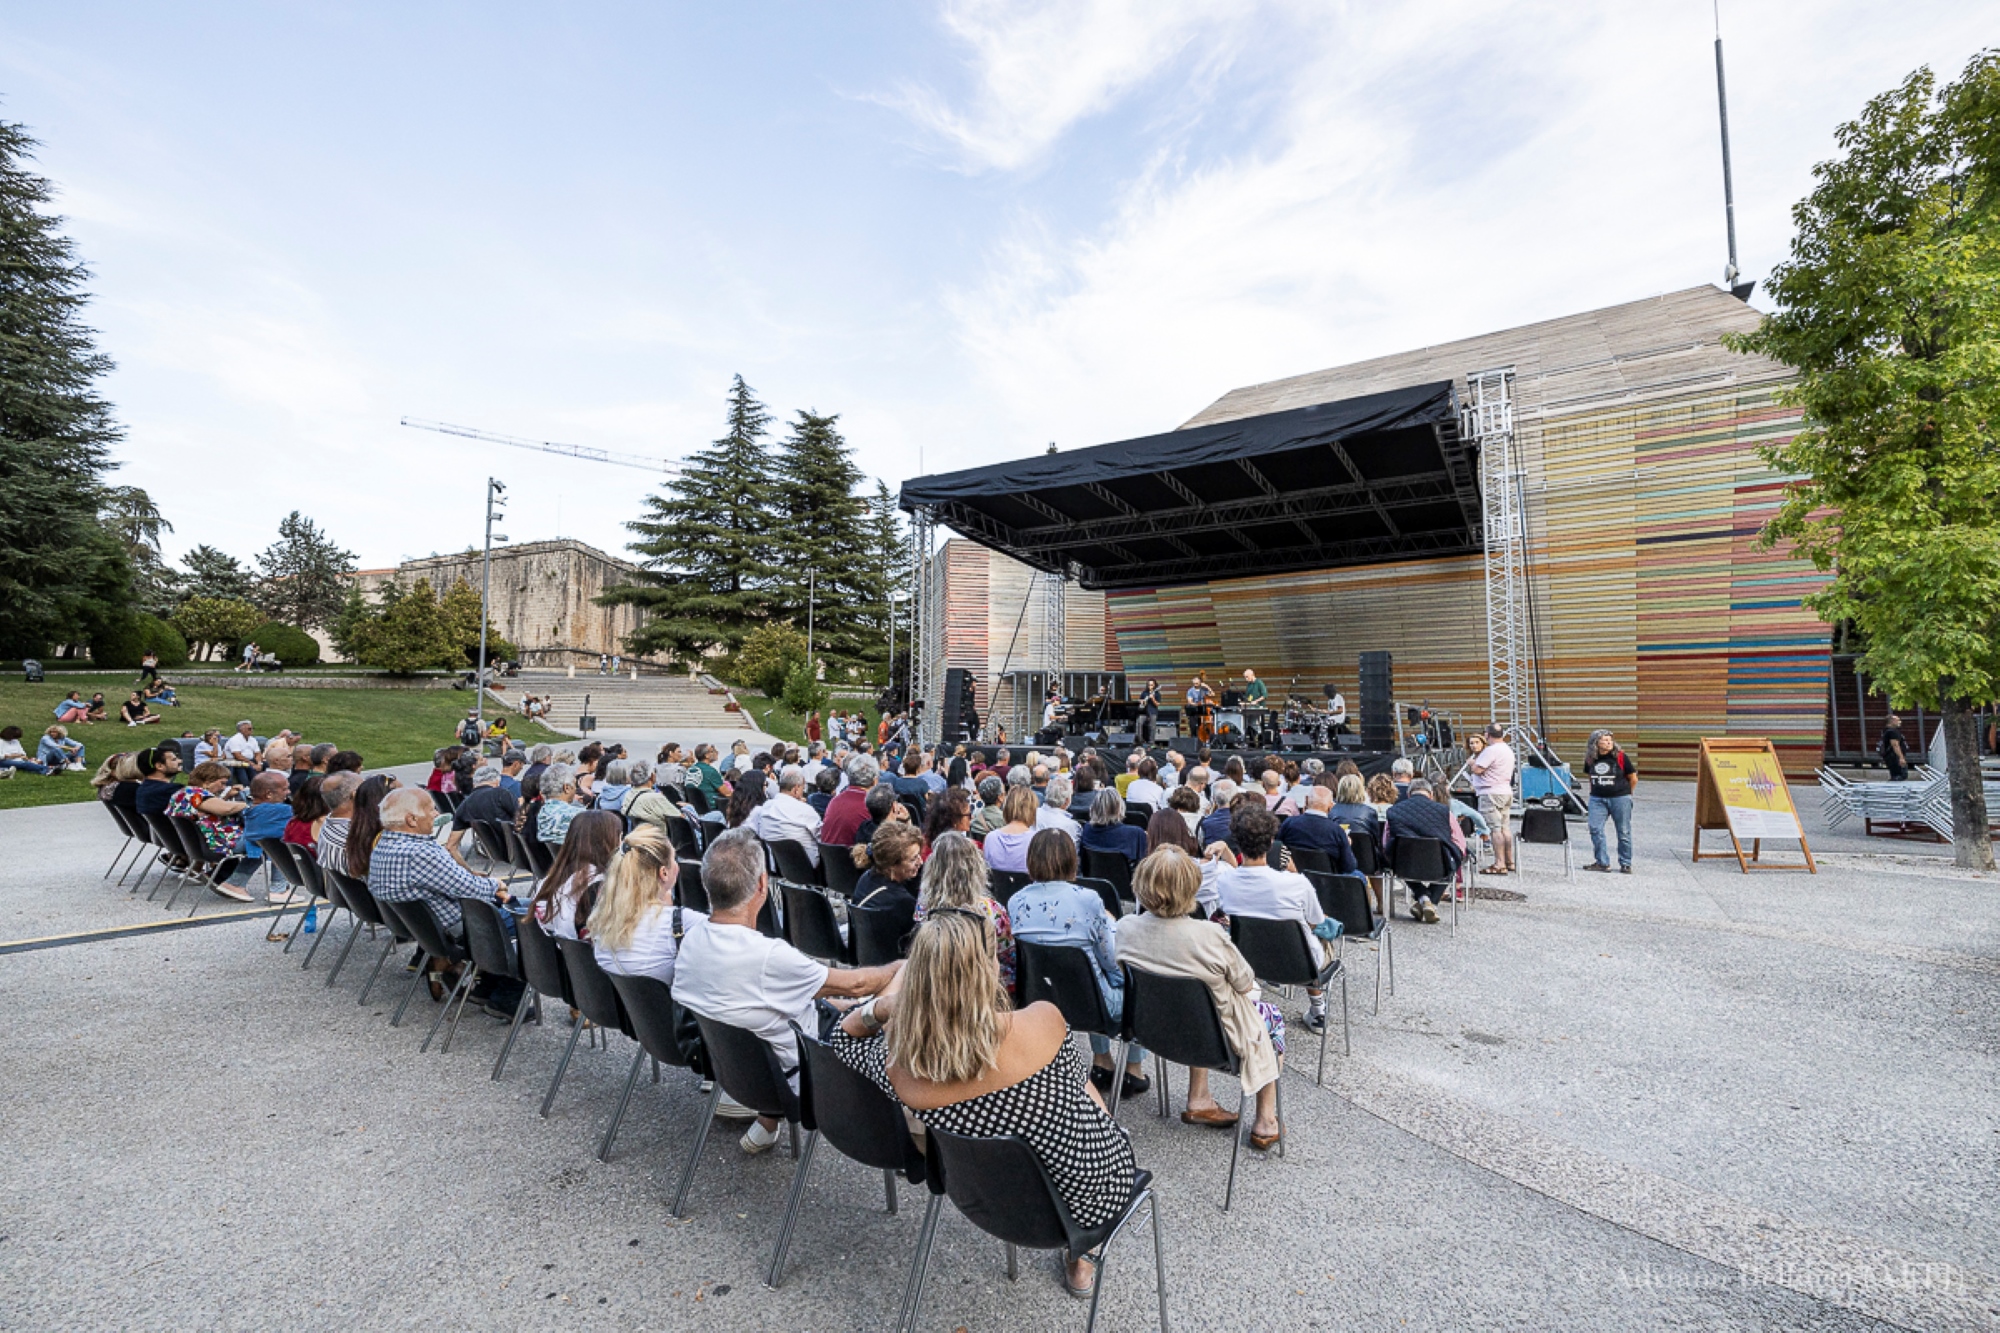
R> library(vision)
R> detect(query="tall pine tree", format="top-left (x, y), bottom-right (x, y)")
top-left (0, 120), bottom-right (123, 657)
top-left (860, 480), bottom-right (911, 688)
top-left (603, 375), bottom-right (784, 663)
top-left (255, 510), bottom-right (357, 628)
top-left (772, 409), bottom-right (873, 674)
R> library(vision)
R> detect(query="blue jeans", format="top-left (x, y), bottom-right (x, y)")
top-left (1589, 795), bottom-right (1633, 867)
top-left (1088, 986), bottom-right (1148, 1067)
top-left (1, 758), bottom-right (54, 775)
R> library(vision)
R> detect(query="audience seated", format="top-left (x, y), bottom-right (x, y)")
top-left (751, 764), bottom-right (824, 865)
top-left (0, 725), bottom-right (59, 777)
top-left (589, 825), bottom-right (704, 986)
top-left (530, 809), bottom-right (622, 940)
top-left (283, 775), bottom-right (326, 848)
top-left (673, 827), bottom-right (901, 1154)
top-left (221, 721), bottom-right (261, 784)
top-left (536, 763), bottom-right (584, 845)
top-left (1383, 777), bottom-right (1464, 924)
top-left (594, 759), bottom-right (632, 813)
top-left (316, 772), bottom-right (360, 872)
top-left (445, 763), bottom-right (518, 865)
top-left (1259, 769), bottom-right (1299, 817)
top-left (1278, 786), bottom-right (1360, 873)
top-left (621, 760), bottom-right (676, 830)
top-left (979, 785), bottom-right (1040, 873)
top-left (119, 692), bottom-right (162, 727)
top-left (1116, 848), bottom-right (1284, 1147)
top-left (853, 781), bottom-right (906, 847)
top-left (1198, 779), bottom-right (1238, 846)
top-left (1328, 772), bottom-right (1381, 842)
top-left (819, 754), bottom-right (877, 847)
top-left (851, 821), bottom-right (924, 915)
top-left (967, 774), bottom-right (1007, 838)
top-left (1035, 776), bottom-right (1081, 840)
top-left (238, 772), bottom-right (296, 903)
top-left (920, 787), bottom-right (972, 850)
top-left (1124, 757), bottom-right (1165, 811)
top-left (343, 775), bottom-right (395, 880)
top-left (918, 832), bottom-right (1016, 994)
top-left (367, 786), bottom-right (521, 1007)
top-left (1080, 788), bottom-right (1148, 865)
top-left (1008, 829), bottom-right (1150, 1096)
top-left (1211, 804), bottom-right (1338, 1036)
top-left (832, 903), bottom-right (1136, 1299)
top-left (1366, 772), bottom-right (1398, 815)
top-left (166, 762), bottom-right (254, 899)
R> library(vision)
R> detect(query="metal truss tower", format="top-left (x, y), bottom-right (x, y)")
top-left (1463, 367), bottom-right (1529, 738)
top-left (1040, 569), bottom-right (1067, 698)
top-left (907, 507), bottom-right (942, 747)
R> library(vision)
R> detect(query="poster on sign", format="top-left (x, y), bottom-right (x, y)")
top-left (1691, 737), bottom-right (1816, 873)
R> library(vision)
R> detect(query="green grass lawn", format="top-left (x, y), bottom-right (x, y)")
top-left (0, 673), bottom-right (567, 810)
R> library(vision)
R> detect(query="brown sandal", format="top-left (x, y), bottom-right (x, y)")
top-left (1249, 1126), bottom-right (1283, 1151)
top-left (1180, 1106), bottom-right (1239, 1128)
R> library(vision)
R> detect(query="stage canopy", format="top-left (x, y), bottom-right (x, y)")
top-left (899, 380), bottom-right (1480, 590)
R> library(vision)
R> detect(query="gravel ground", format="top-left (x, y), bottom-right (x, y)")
top-left (2, 783), bottom-right (1995, 1331)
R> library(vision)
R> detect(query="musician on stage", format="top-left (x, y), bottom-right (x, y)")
top-left (1240, 668), bottom-right (1268, 705)
top-left (1041, 687), bottom-right (1063, 733)
top-left (1185, 671), bottom-right (1215, 741)
top-left (1136, 677), bottom-right (1161, 745)
top-left (1328, 684), bottom-right (1349, 735)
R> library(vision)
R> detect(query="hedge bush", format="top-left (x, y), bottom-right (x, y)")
top-left (246, 621), bottom-right (323, 668)
top-left (90, 614), bottom-right (190, 670)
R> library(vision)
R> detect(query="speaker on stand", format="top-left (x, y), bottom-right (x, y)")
top-left (942, 668), bottom-right (976, 743)
top-left (1358, 651), bottom-right (1394, 752)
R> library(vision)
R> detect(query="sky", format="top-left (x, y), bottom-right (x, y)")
top-left (1, 2), bottom-right (1991, 572)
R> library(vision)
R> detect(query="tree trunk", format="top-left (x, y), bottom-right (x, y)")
top-left (1941, 694), bottom-right (1994, 871)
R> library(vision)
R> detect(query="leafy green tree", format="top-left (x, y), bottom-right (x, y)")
top-left (171, 596), bottom-right (266, 661)
top-left (356, 577), bottom-right (460, 674)
top-left (328, 583), bottom-right (377, 663)
top-left (770, 409), bottom-right (876, 673)
top-left (604, 375), bottom-right (784, 662)
top-left (1728, 51), bottom-right (2000, 869)
top-left (255, 511), bottom-right (357, 628)
top-left (92, 613), bottom-right (189, 670)
top-left (780, 658), bottom-right (831, 719)
top-left (734, 622), bottom-right (809, 697)
top-left (438, 576), bottom-right (517, 667)
top-left (0, 120), bottom-right (123, 658)
top-left (180, 544), bottom-right (257, 603)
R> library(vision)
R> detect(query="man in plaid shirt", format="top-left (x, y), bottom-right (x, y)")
top-left (369, 787), bottom-right (512, 935)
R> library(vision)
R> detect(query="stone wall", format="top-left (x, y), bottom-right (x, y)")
top-left (345, 539), bottom-right (659, 664)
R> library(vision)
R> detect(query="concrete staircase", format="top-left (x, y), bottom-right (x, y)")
top-left (509, 670), bottom-right (753, 733)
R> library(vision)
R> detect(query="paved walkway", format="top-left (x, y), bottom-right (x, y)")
top-left (1, 784), bottom-right (1994, 1329)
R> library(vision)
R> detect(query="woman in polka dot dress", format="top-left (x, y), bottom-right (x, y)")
top-left (832, 908), bottom-right (1136, 1301)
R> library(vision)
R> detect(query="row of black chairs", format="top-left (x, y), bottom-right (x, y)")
top-left (101, 802), bottom-right (256, 916)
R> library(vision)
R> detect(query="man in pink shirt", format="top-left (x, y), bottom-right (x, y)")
top-left (1468, 724), bottom-right (1516, 874)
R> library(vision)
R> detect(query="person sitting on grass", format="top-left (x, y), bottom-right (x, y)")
top-left (119, 691), bottom-right (163, 728)
top-left (143, 677), bottom-right (178, 707)
top-left (85, 693), bottom-right (109, 723)
top-left (672, 827), bottom-right (903, 1156)
top-left (1008, 828), bottom-right (1151, 1100)
top-left (0, 725), bottom-right (59, 777)
top-left (54, 692), bottom-right (90, 725)
top-left (39, 725), bottom-right (85, 772)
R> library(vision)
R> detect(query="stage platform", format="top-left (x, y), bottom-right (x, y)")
top-left (953, 740), bottom-right (1410, 779)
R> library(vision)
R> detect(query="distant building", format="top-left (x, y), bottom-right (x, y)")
top-left (335, 538), bottom-right (658, 667)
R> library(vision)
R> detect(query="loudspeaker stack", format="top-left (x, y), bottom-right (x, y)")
top-left (942, 668), bottom-right (976, 742)
top-left (1358, 651), bottom-right (1394, 751)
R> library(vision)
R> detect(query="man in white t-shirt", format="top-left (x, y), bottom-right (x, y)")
top-left (1210, 804), bottom-right (1336, 1034)
top-left (1124, 757), bottom-right (1166, 812)
top-left (222, 720), bottom-right (262, 784)
top-left (672, 828), bottom-right (900, 1155)
top-left (752, 765), bottom-right (825, 866)
top-left (1467, 724), bottom-right (1517, 875)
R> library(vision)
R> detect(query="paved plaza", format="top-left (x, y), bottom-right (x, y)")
top-left (2, 782), bottom-right (1995, 1330)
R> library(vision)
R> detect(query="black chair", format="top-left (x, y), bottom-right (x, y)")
top-left (1389, 836), bottom-right (1456, 934)
top-left (1229, 914), bottom-right (1345, 1081)
top-left (1283, 844), bottom-right (1334, 876)
top-left (819, 844), bottom-right (861, 897)
top-left (118, 805), bottom-right (165, 893)
top-left (1519, 803), bottom-right (1575, 881)
top-left (1123, 804), bottom-right (1153, 829)
top-left (904, 1127), bottom-right (1168, 1333)
top-left (1078, 847), bottom-right (1133, 903)
top-left (770, 838), bottom-right (823, 888)
top-left (460, 899), bottom-right (533, 1078)
top-left (471, 819), bottom-right (515, 878)
top-left (320, 869), bottom-right (407, 999)
top-left (674, 860), bottom-right (712, 914)
top-left (300, 858), bottom-right (352, 970)
top-left (1306, 870), bottom-right (1393, 1014)
top-left (516, 914), bottom-right (583, 1102)
top-left (779, 882), bottom-right (851, 965)
top-left (1015, 939), bottom-right (1127, 1111)
top-left (254, 837), bottom-right (306, 908)
top-left (673, 1015), bottom-right (803, 1220)
top-left (988, 868), bottom-right (1031, 907)
top-left (131, 810), bottom-right (183, 902)
top-left (1075, 876), bottom-right (1123, 920)
top-left (498, 822), bottom-right (539, 884)
top-left (102, 802), bottom-right (139, 881)
top-left (1346, 828), bottom-right (1384, 915)
top-left (390, 898), bottom-right (478, 1052)
top-left (848, 902), bottom-right (916, 965)
top-left (524, 833), bottom-right (556, 878)
top-left (897, 794), bottom-right (926, 827)
top-left (684, 785), bottom-right (712, 816)
top-left (165, 816), bottom-right (227, 914)
top-left (554, 936), bottom-right (642, 1159)
top-left (1122, 962), bottom-right (1272, 1211)
top-left (664, 815), bottom-right (705, 863)
top-left (766, 1026), bottom-right (929, 1290)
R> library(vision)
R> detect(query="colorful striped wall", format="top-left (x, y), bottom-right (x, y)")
top-left (1097, 384), bottom-right (1829, 778)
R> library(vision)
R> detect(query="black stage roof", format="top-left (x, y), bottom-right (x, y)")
top-left (899, 380), bottom-right (1481, 590)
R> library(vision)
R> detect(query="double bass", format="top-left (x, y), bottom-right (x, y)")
top-left (1185, 675), bottom-right (1216, 743)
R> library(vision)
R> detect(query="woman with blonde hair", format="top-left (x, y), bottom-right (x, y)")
top-left (1365, 771), bottom-right (1398, 816)
top-left (1329, 771), bottom-right (1381, 841)
top-left (915, 830), bottom-right (1016, 993)
top-left (978, 784), bottom-right (1040, 873)
top-left (1115, 847), bottom-right (1285, 1150)
top-left (832, 908), bottom-right (1136, 1300)
top-left (589, 825), bottom-right (705, 985)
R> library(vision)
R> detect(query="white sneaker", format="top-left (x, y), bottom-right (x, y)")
top-left (66, 763), bottom-right (86, 771)
top-left (739, 1120), bottom-right (781, 1155)
top-left (714, 1091), bottom-right (759, 1122)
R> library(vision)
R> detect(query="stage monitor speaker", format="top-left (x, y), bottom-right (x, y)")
top-left (1063, 734), bottom-right (1094, 754)
top-left (1153, 723), bottom-right (1179, 741)
top-left (1167, 736), bottom-right (1201, 757)
top-left (1358, 650), bottom-right (1394, 752)
top-left (1281, 731), bottom-right (1315, 749)
top-left (1107, 732), bottom-right (1137, 748)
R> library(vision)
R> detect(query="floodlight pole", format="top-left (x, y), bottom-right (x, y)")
top-left (478, 477), bottom-right (506, 746)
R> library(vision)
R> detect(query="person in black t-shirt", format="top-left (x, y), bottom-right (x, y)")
top-left (1879, 715), bottom-right (1909, 781)
top-left (1582, 730), bottom-right (1636, 873)
top-left (446, 764), bottom-right (520, 867)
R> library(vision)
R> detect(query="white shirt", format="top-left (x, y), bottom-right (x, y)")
top-left (594, 903), bottom-right (708, 986)
top-left (1034, 805), bottom-right (1081, 841)
top-left (223, 733), bottom-right (260, 763)
top-left (1125, 778), bottom-right (1165, 810)
top-left (1329, 693), bottom-right (1347, 724)
top-left (754, 792), bottom-right (825, 866)
top-left (673, 917), bottom-right (828, 1083)
top-left (1214, 862), bottom-right (1327, 963)
top-left (0, 738), bottom-right (24, 762)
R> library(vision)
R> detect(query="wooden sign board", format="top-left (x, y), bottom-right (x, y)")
top-left (1692, 737), bottom-right (1816, 873)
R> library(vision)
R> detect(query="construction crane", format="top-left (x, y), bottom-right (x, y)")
top-left (399, 416), bottom-right (684, 476)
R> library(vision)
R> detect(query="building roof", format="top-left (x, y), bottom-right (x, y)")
top-left (1183, 284), bottom-right (1785, 430)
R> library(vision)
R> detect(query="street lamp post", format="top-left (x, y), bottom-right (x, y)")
top-left (477, 477), bottom-right (508, 746)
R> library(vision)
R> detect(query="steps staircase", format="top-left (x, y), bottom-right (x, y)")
top-left (509, 670), bottom-right (754, 732)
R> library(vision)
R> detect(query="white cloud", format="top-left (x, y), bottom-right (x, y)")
top-left (876, 0), bottom-right (1248, 172)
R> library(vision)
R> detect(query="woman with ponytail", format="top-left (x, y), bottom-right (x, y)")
top-left (589, 824), bottom-right (706, 985)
